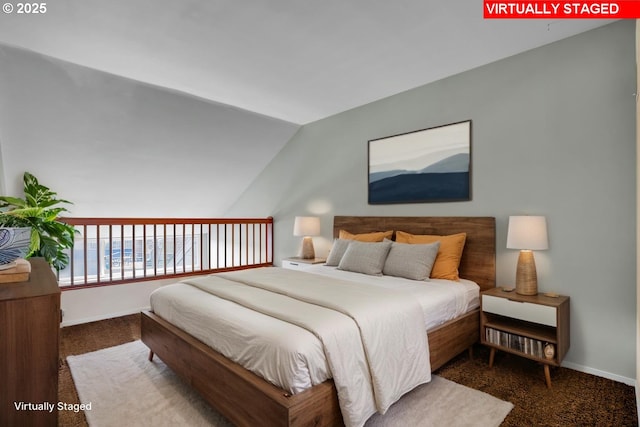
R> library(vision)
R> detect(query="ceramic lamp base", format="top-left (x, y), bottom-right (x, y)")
top-left (300, 236), bottom-right (315, 259)
top-left (515, 250), bottom-right (538, 295)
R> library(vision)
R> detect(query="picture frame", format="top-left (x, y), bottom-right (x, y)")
top-left (368, 120), bottom-right (471, 204)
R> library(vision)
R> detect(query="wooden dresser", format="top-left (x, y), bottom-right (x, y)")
top-left (0, 258), bottom-right (60, 426)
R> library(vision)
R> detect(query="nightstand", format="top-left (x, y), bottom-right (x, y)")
top-left (282, 257), bottom-right (326, 271)
top-left (480, 287), bottom-right (570, 388)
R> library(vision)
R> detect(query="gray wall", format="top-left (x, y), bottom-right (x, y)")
top-left (0, 45), bottom-right (299, 217)
top-left (0, 44), bottom-right (298, 325)
top-left (227, 21), bottom-right (637, 381)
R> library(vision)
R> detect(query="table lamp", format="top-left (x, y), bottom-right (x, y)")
top-left (293, 216), bottom-right (320, 259)
top-left (506, 215), bottom-right (548, 295)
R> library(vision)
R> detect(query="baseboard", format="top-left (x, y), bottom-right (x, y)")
top-left (562, 360), bottom-right (636, 387)
top-left (637, 384), bottom-right (640, 426)
top-left (60, 306), bottom-right (150, 327)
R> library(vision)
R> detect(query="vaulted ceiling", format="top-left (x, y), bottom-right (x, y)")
top-left (0, 1), bottom-right (613, 125)
top-left (0, 1), bottom-right (614, 216)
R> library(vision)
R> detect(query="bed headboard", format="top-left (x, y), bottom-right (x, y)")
top-left (333, 216), bottom-right (496, 291)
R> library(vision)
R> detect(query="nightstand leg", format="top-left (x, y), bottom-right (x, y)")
top-left (544, 365), bottom-right (552, 389)
top-left (148, 351), bottom-right (154, 362)
top-left (468, 346), bottom-right (473, 361)
top-left (489, 348), bottom-right (496, 368)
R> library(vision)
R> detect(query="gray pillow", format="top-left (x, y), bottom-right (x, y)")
top-left (326, 238), bottom-right (352, 266)
top-left (338, 240), bottom-right (392, 276)
top-left (383, 241), bottom-right (440, 281)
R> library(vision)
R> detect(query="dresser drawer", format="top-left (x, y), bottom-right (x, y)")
top-left (482, 294), bottom-right (556, 326)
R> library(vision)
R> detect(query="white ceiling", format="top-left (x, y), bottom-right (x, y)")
top-left (0, 0), bottom-right (614, 125)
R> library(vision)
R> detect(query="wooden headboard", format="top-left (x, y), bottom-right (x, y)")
top-left (333, 216), bottom-right (496, 291)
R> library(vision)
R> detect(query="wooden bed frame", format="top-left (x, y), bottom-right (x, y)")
top-left (141, 216), bottom-right (495, 427)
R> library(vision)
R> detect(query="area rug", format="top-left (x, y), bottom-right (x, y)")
top-left (67, 340), bottom-right (513, 427)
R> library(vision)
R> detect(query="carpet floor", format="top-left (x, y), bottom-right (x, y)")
top-left (67, 340), bottom-right (512, 427)
top-left (58, 314), bottom-right (638, 426)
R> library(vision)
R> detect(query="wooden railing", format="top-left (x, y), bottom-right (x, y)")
top-left (57, 217), bottom-right (273, 289)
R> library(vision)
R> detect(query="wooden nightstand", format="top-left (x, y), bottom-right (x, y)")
top-left (480, 287), bottom-right (570, 388)
top-left (282, 257), bottom-right (326, 271)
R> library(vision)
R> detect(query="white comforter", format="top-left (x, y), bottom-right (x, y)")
top-left (181, 267), bottom-right (431, 427)
top-left (150, 267), bottom-right (479, 426)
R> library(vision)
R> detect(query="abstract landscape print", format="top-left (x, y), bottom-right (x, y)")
top-left (368, 120), bottom-right (471, 204)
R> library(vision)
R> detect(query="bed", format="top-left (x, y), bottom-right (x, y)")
top-left (141, 216), bottom-right (495, 427)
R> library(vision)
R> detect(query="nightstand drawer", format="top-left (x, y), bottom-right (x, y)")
top-left (282, 258), bottom-right (326, 271)
top-left (483, 294), bottom-right (556, 326)
top-left (282, 260), bottom-right (311, 270)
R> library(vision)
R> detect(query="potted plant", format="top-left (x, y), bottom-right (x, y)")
top-left (0, 172), bottom-right (75, 271)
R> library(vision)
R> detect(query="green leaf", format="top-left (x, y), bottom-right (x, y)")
top-left (25, 193), bottom-right (38, 207)
top-left (3, 207), bottom-right (44, 220)
top-left (0, 196), bottom-right (27, 208)
top-left (29, 229), bottom-right (40, 256)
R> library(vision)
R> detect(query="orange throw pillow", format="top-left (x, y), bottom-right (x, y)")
top-left (339, 230), bottom-right (393, 242)
top-left (395, 231), bottom-right (467, 281)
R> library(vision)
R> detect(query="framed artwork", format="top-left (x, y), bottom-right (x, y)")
top-left (368, 120), bottom-right (471, 204)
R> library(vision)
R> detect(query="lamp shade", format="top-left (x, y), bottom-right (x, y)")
top-left (293, 216), bottom-right (320, 237)
top-left (506, 216), bottom-right (548, 250)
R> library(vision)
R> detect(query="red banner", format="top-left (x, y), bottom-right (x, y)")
top-left (484, 1), bottom-right (640, 18)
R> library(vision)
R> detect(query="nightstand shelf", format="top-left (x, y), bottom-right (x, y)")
top-left (480, 287), bottom-right (570, 388)
top-left (483, 314), bottom-right (557, 344)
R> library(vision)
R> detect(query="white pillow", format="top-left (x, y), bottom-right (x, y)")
top-left (383, 241), bottom-right (440, 281)
top-left (338, 240), bottom-right (392, 276)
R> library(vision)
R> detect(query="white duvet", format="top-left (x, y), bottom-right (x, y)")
top-left (150, 266), bottom-right (479, 427)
